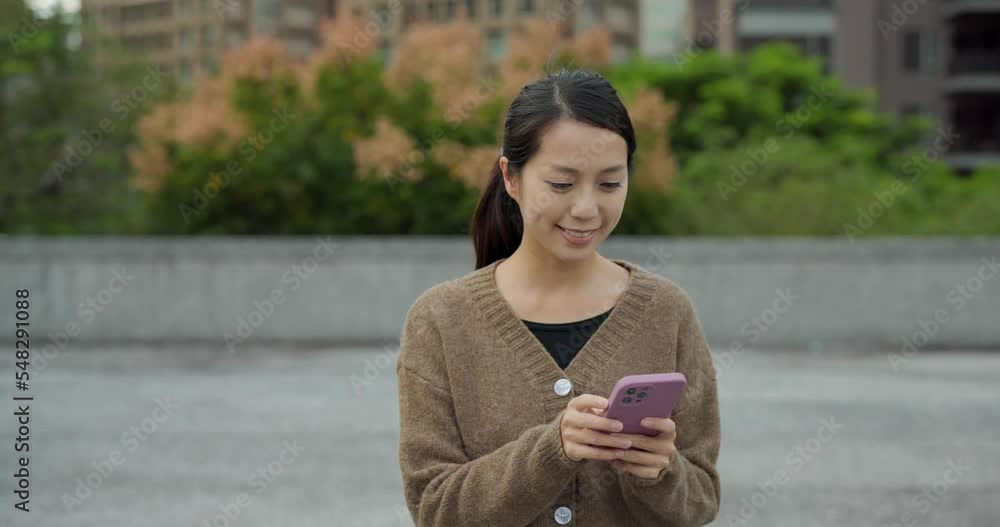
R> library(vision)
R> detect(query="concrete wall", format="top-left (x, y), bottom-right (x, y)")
top-left (1, 237), bottom-right (998, 351)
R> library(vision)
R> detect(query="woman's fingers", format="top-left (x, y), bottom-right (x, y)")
top-left (575, 411), bottom-right (624, 434)
top-left (565, 426), bottom-right (632, 450)
top-left (568, 394), bottom-right (608, 413)
top-left (565, 395), bottom-right (623, 434)
top-left (565, 441), bottom-right (625, 462)
top-left (562, 394), bottom-right (632, 462)
top-left (617, 447), bottom-right (667, 468)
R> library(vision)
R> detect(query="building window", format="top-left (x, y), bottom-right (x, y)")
top-left (902, 30), bottom-right (938, 74)
top-left (253, 0), bottom-right (279, 34)
top-left (901, 104), bottom-right (921, 118)
top-left (487, 29), bottom-right (506, 61)
top-left (178, 0), bottom-right (192, 17)
top-left (576, 0), bottom-right (595, 31)
top-left (178, 28), bottom-right (194, 50)
top-left (226, 29), bottom-right (244, 48)
top-left (286, 37), bottom-right (313, 58)
top-left (464, 0), bottom-right (476, 18)
top-left (284, 5), bottom-right (314, 28)
top-left (150, 2), bottom-right (170, 18)
top-left (201, 57), bottom-right (218, 74)
top-left (445, 0), bottom-right (456, 19)
top-left (140, 33), bottom-right (169, 50)
top-left (378, 38), bottom-right (394, 64)
top-left (903, 31), bottom-right (920, 72)
top-left (179, 60), bottom-right (193, 84)
top-left (122, 5), bottom-right (139, 22)
top-left (923, 30), bottom-right (938, 74)
top-left (490, 0), bottom-right (502, 16)
top-left (519, 0), bottom-right (533, 14)
top-left (200, 24), bottom-right (215, 47)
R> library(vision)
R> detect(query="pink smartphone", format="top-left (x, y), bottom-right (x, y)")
top-left (600, 373), bottom-right (687, 436)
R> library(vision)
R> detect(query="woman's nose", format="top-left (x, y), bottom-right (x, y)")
top-left (569, 193), bottom-right (599, 219)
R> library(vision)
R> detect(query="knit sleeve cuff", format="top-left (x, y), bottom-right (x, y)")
top-left (620, 448), bottom-right (687, 488)
top-left (539, 408), bottom-right (586, 473)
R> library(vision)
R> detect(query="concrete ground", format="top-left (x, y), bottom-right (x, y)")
top-left (1, 345), bottom-right (998, 526)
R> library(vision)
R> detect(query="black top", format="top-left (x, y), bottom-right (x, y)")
top-left (522, 308), bottom-right (614, 369)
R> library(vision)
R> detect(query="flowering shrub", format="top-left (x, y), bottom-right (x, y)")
top-left (132, 11), bottom-right (678, 234)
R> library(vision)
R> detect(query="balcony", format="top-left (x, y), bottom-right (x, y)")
top-left (746, 0), bottom-right (832, 6)
top-left (944, 93), bottom-right (1000, 172)
top-left (946, 52), bottom-right (1000, 92)
top-left (943, 147), bottom-right (1000, 173)
top-left (943, 0), bottom-right (1000, 18)
top-left (950, 52), bottom-right (1000, 75)
top-left (737, 0), bottom-right (835, 38)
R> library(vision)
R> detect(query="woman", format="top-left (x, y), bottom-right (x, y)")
top-left (396, 69), bottom-right (720, 526)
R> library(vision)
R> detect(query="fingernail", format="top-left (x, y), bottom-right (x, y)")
top-left (613, 422), bottom-right (623, 431)
top-left (616, 450), bottom-right (625, 458)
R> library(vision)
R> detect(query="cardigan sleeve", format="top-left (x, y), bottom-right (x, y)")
top-left (615, 290), bottom-right (722, 527)
top-left (396, 296), bottom-right (583, 527)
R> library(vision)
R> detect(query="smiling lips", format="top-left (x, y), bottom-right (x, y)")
top-left (558, 225), bottom-right (598, 243)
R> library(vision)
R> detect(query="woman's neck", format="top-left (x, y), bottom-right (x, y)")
top-left (500, 246), bottom-right (608, 294)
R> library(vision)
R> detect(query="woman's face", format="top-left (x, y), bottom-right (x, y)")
top-left (500, 118), bottom-right (629, 263)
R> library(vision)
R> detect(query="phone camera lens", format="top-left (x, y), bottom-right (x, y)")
top-left (626, 388), bottom-right (636, 395)
top-left (637, 392), bottom-right (647, 398)
top-left (622, 396), bottom-right (632, 403)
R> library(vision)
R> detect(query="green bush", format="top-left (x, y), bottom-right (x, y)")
top-left (620, 43), bottom-right (931, 172)
top-left (663, 134), bottom-right (1000, 237)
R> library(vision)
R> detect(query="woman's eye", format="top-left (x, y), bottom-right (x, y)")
top-left (548, 182), bottom-right (622, 191)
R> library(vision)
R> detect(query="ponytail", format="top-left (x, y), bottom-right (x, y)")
top-left (471, 155), bottom-right (523, 270)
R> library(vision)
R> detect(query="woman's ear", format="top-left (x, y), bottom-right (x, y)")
top-left (500, 156), bottom-right (518, 201)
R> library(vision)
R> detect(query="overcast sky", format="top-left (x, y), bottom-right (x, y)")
top-left (30, 0), bottom-right (80, 14)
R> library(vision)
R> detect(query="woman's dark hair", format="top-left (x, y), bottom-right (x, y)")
top-left (470, 68), bottom-right (637, 270)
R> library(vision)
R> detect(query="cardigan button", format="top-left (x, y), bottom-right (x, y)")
top-left (554, 506), bottom-right (573, 524)
top-left (553, 378), bottom-right (572, 396)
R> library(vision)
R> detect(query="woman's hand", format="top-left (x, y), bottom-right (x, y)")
top-left (608, 417), bottom-right (677, 479)
top-left (559, 394), bottom-right (633, 462)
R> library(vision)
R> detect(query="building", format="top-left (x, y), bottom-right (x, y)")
top-left (348, 0), bottom-right (641, 66)
top-left (79, 0), bottom-right (640, 87)
top-left (911, 1), bottom-right (1000, 172)
top-left (685, 0), bottom-right (1000, 173)
top-left (79, 0), bottom-right (339, 86)
top-left (639, 0), bottom-right (688, 59)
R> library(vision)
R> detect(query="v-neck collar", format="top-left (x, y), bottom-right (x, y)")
top-left (521, 306), bottom-right (613, 329)
top-left (467, 256), bottom-right (658, 399)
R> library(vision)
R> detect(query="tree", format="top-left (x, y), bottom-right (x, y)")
top-left (0, 0), bottom-right (176, 233)
top-left (612, 43), bottom-right (930, 170)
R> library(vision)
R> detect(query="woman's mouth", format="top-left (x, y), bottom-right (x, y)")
top-left (558, 225), bottom-right (597, 244)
